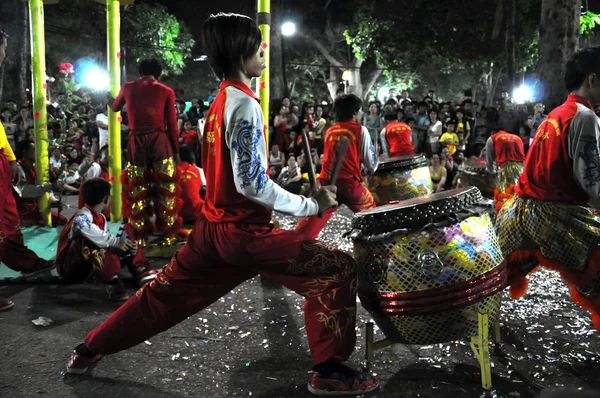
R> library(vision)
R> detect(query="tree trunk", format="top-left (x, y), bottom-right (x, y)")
top-left (268, 0), bottom-right (286, 100)
top-left (0, 64), bottom-right (4, 104)
top-left (361, 68), bottom-right (382, 101)
top-left (15, 0), bottom-right (28, 106)
top-left (505, 0), bottom-right (516, 94)
top-left (326, 65), bottom-right (340, 101)
top-left (537, 0), bottom-right (580, 110)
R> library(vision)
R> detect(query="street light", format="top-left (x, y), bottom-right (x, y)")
top-left (342, 69), bottom-right (352, 94)
top-left (282, 21), bottom-right (296, 37)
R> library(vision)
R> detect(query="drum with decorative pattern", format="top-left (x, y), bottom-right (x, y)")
top-left (457, 164), bottom-right (498, 199)
top-left (348, 187), bottom-right (506, 344)
top-left (366, 155), bottom-right (432, 206)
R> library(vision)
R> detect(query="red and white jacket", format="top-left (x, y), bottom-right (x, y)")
top-left (517, 94), bottom-right (600, 207)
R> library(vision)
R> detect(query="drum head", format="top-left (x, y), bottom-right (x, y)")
top-left (376, 154), bottom-right (428, 173)
top-left (350, 187), bottom-right (491, 240)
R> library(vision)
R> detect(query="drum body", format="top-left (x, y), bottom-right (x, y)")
top-left (367, 155), bottom-right (432, 206)
top-left (458, 165), bottom-right (498, 198)
top-left (350, 187), bottom-right (506, 344)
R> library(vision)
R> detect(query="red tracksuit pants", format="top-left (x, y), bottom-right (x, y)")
top-left (0, 152), bottom-right (49, 273)
top-left (84, 215), bottom-right (358, 365)
top-left (295, 178), bottom-right (376, 240)
top-left (57, 237), bottom-right (150, 283)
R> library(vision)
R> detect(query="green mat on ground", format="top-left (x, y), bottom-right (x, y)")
top-left (0, 222), bottom-right (123, 280)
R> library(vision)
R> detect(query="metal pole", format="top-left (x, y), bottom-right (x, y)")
top-left (257, 0), bottom-right (270, 148)
top-left (28, 0), bottom-right (50, 226)
top-left (107, 0), bottom-right (122, 221)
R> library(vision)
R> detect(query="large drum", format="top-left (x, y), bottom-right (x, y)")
top-left (367, 155), bottom-right (432, 206)
top-left (457, 164), bottom-right (498, 198)
top-left (349, 187), bottom-right (506, 344)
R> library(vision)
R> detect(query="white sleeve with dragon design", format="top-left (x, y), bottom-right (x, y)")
top-left (569, 103), bottom-right (600, 208)
top-left (72, 208), bottom-right (120, 249)
top-left (224, 89), bottom-right (318, 217)
top-left (360, 125), bottom-right (379, 174)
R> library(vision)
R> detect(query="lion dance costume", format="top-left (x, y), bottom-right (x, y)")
top-left (485, 130), bottom-right (525, 212)
top-left (111, 77), bottom-right (181, 244)
top-left (496, 94), bottom-right (600, 330)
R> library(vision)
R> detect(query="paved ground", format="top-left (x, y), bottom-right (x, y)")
top-left (1, 198), bottom-right (600, 398)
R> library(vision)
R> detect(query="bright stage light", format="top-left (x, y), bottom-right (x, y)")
top-left (513, 85), bottom-right (533, 104)
top-left (282, 22), bottom-right (296, 36)
top-left (82, 67), bottom-right (109, 91)
top-left (377, 86), bottom-right (389, 103)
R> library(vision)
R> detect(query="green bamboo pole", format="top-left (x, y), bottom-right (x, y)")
top-left (29, 0), bottom-right (51, 226)
top-left (107, 0), bottom-right (122, 221)
top-left (257, 0), bottom-right (270, 148)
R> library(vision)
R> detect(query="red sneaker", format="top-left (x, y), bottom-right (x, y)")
top-left (106, 278), bottom-right (130, 301)
top-left (308, 369), bottom-right (379, 396)
top-left (0, 299), bottom-right (14, 311)
top-left (134, 268), bottom-right (157, 287)
top-left (66, 350), bottom-right (102, 374)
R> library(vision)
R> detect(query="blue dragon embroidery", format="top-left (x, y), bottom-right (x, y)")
top-left (232, 119), bottom-right (268, 194)
top-left (368, 139), bottom-right (378, 167)
top-left (74, 214), bottom-right (93, 231)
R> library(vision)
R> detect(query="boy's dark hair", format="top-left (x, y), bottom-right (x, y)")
top-left (446, 119), bottom-right (457, 126)
top-left (82, 178), bottom-right (112, 206)
top-left (179, 145), bottom-right (195, 164)
top-left (405, 117), bottom-right (416, 124)
top-left (565, 46), bottom-right (600, 92)
top-left (202, 13), bottom-right (262, 81)
top-left (333, 94), bottom-right (362, 122)
top-left (139, 59), bottom-right (162, 79)
top-left (16, 139), bottom-right (34, 160)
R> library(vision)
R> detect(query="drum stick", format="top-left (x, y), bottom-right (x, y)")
top-left (316, 136), bottom-right (349, 218)
top-left (300, 130), bottom-right (317, 190)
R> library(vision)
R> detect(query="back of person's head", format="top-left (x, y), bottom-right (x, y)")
top-left (16, 139), bottom-right (34, 160)
top-left (565, 46), bottom-right (600, 92)
top-left (333, 95), bottom-right (362, 122)
top-left (0, 29), bottom-right (7, 45)
top-left (202, 13), bottom-right (261, 81)
top-left (139, 59), bottom-right (162, 79)
top-left (82, 178), bottom-right (112, 206)
top-left (179, 145), bottom-right (194, 164)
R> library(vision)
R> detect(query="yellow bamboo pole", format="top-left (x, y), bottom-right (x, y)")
top-left (107, 0), bottom-right (122, 221)
top-left (257, 0), bottom-right (270, 148)
top-left (29, 0), bottom-right (51, 226)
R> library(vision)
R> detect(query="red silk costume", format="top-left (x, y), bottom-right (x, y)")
top-left (13, 163), bottom-right (66, 227)
top-left (0, 125), bottom-right (50, 273)
top-left (113, 77), bottom-right (181, 242)
top-left (56, 205), bottom-right (149, 283)
top-left (82, 79), bottom-right (359, 367)
top-left (295, 120), bottom-right (378, 239)
top-left (176, 162), bottom-right (203, 224)
top-left (488, 131), bottom-right (525, 211)
top-left (491, 131), bottom-right (525, 166)
top-left (382, 121), bottom-right (414, 157)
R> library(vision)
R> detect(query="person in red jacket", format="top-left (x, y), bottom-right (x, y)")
top-left (485, 127), bottom-right (526, 211)
top-left (496, 46), bottom-right (600, 331)
top-left (294, 95), bottom-right (378, 239)
top-left (110, 59), bottom-right (181, 245)
top-left (380, 111), bottom-right (414, 157)
top-left (66, 13), bottom-right (378, 397)
top-left (57, 178), bottom-right (156, 300)
top-left (179, 120), bottom-right (199, 165)
top-left (176, 146), bottom-right (203, 224)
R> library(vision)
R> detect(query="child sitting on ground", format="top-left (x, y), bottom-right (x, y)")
top-left (56, 178), bottom-right (157, 300)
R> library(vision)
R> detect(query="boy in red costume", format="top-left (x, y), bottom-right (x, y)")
top-left (0, 30), bottom-right (55, 311)
top-left (497, 46), bottom-right (600, 330)
top-left (485, 127), bottom-right (525, 211)
top-left (66, 13), bottom-right (378, 396)
top-left (110, 59), bottom-right (181, 245)
top-left (381, 111), bottom-right (414, 157)
top-left (56, 178), bottom-right (157, 300)
top-left (295, 94), bottom-right (378, 240)
top-left (176, 146), bottom-right (203, 224)
top-left (12, 140), bottom-right (66, 227)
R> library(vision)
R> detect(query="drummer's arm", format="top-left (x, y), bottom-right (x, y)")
top-left (360, 126), bottom-right (378, 174)
top-left (380, 128), bottom-right (390, 157)
top-left (227, 97), bottom-right (318, 217)
top-left (569, 109), bottom-right (600, 208)
top-left (485, 137), bottom-right (495, 174)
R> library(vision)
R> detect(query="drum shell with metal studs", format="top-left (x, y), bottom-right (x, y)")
top-left (348, 187), bottom-right (506, 344)
top-left (366, 155), bottom-right (432, 206)
top-left (457, 164), bottom-right (499, 199)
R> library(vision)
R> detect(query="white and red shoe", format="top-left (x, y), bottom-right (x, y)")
top-left (66, 350), bottom-right (102, 374)
top-left (0, 299), bottom-right (14, 311)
